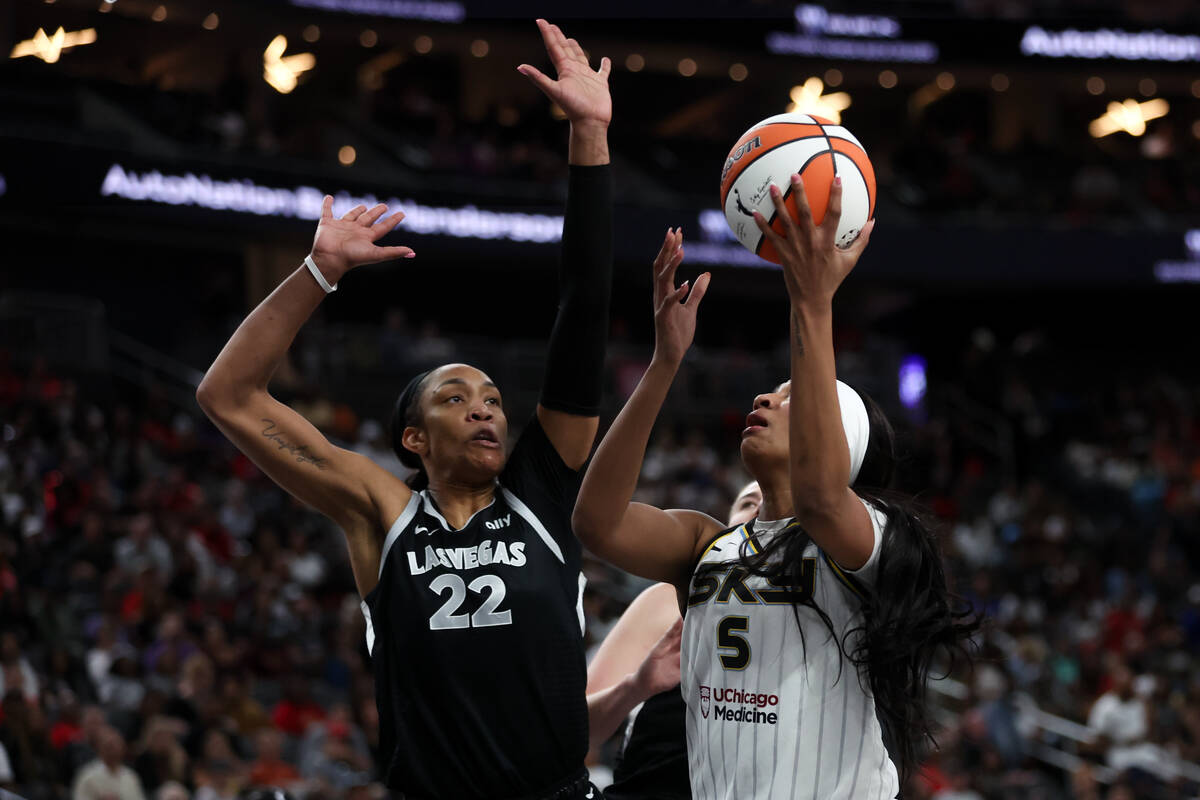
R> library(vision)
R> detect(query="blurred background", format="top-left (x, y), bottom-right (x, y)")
top-left (2, 0), bottom-right (1199, 798)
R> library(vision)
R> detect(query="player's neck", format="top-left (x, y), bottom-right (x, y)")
top-left (424, 479), bottom-right (497, 530)
top-left (755, 474), bottom-right (795, 522)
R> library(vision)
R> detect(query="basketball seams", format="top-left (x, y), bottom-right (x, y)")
top-left (830, 148), bottom-right (875, 221)
top-left (724, 118), bottom-right (873, 264)
top-left (721, 134), bottom-right (829, 198)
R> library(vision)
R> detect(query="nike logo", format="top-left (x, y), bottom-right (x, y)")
top-left (415, 525), bottom-right (430, 534)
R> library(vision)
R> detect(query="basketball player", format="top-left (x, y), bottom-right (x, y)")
top-left (572, 181), bottom-right (977, 799)
top-left (197, 20), bottom-right (616, 799)
top-left (587, 482), bottom-right (762, 800)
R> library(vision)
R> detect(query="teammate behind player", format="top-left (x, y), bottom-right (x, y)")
top-left (587, 481), bottom-right (762, 800)
top-left (572, 182), bottom-right (978, 799)
top-left (197, 20), bottom-right (615, 799)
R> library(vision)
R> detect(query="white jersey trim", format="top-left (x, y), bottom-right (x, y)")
top-left (361, 600), bottom-right (376, 656)
top-left (576, 571), bottom-right (587, 635)
top-left (418, 488), bottom-right (497, 532)
top-left (378, 492), bottom-right (422, 578)
top-left (500, 487), bottom-right (565, 564)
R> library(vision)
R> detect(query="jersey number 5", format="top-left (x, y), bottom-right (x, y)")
top-left (428, 574), bottom-right (512, 630)
top-left (717, 615), bottom-right (750, 670)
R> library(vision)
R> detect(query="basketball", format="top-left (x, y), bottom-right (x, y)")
top-left (720, 113), bottom-right (876, 263)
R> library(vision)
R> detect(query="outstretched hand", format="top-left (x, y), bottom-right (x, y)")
top-left (753, 175), bottom-right (874, 308)
top-left (308, 196), bottom-right (414, 281)
top-left (652, 228), bottom-right (710, 366)
top-left (518, 19), bottom-right (611, 128)
top-left (633, 617), bottom-right (683, 698)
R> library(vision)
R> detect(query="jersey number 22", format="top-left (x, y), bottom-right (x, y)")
top-left (428, 574), bottom-right (512, 629)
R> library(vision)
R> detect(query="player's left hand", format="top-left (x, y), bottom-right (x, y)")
top-left (633, 617), bottom-right (683, 698)
top-left (518, 19), bottom-right (611, 128)
top-left (651, 228), bottom-right (710, 367)
top-left (753, 175), bottom-right (874, 307)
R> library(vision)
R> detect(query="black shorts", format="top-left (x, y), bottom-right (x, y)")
top-left (390, 769), bottom-right (603, 800)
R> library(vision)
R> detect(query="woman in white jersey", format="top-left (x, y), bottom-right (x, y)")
top-left (573, 181), bottom-right (977, 799)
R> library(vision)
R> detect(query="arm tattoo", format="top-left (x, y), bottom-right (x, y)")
top-left (790, 309), bottom-right (805, 355)
top-left (260, 419), bottom-right (329, 470)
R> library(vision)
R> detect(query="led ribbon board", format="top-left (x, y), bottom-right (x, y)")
top-left (98, 163), bottom-right (563, 243)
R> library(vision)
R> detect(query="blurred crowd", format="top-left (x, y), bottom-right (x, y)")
top-left (1, 322), bottom-right (1198, 800)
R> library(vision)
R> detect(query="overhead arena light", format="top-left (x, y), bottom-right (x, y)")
top-left (785, 77), bottom-right (851, 123)
top-left (262, 35), bottom-right (315, 94)
top-left (1089, 98), bottom-right (1168, 137)
top-left (9, 27), bottom-right (97, 63)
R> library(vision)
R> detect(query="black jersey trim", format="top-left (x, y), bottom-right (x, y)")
top-left (379, 492), bottom-right (422, 578)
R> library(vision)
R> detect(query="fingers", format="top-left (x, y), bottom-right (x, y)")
top-left (516, 64), bottom-right (556, 95)
top-left (374, 245), bottom-right (416, 261)
top-left (655, 228), bottom-right (684, 285)
top-left (542, 20), bottom-right (571, 66)
top-left (371, 210), bottom-right (406, 239)
top-left (786, 175), bottom-right (813, 239)
top-left (321, 195), bottom-right (333, 220)
top-left (359, 203), bottom-right (389, 227)
top-left (684, 272), bottom-right (711, 311)
top-left (843, 217), bottom-right (875, 256)
top-left (564, 36), bottom-right (586, 65)
top-left (341, 204), bottom-right (367, 222)
top-left (824, 176), bottom-right (843, 235)
top-left (752, 210), bottom-right (783, 251)
top-left (598, 56), bottom-right (611, 79)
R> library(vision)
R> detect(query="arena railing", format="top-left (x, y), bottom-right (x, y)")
top-left (928, 676), bottom-right (1200, 787)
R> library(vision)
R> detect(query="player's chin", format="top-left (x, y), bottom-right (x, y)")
top-left (462, 448), bottom-right (506, 479)
top-left (738, 436), bottom-right (781, 475)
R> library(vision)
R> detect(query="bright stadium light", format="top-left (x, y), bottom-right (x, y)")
top-left (785, 77), bottom-right (851, 122)
top-left (1089, 97), bottom-right (1168, 137)
top-left (9, 27), bottom-right (97, 63)
top-left (263, 35), bottom-right (315, 94)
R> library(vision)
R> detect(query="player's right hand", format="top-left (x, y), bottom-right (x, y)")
top-left (518, 19), bottom-right (611, 129)
top-left (308, 195), bottom-right (415, 282)
top-left (651, 228), bottom-right (710, 367)
top-left (633, 617), bottom-right (683, 698)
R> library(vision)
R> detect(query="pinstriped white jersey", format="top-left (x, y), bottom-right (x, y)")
top-left (681, 500), bottom-right (899, 800)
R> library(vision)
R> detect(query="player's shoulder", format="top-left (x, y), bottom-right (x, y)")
top-left (340, 446), bottom-right (413, 535)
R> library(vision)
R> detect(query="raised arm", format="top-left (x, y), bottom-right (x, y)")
top-left (753, 175), bottom-right (877, 569)
top-left (518, 19), bottom-right (612, 469)
top-left (571, 230), bottom-right (714, 585)
top-left (196, 197), bottom-right (414, 595)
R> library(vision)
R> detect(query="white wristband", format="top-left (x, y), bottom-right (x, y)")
top-left (304, 255), bottom-right (338, 293)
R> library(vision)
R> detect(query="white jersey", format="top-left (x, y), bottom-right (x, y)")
top-left (681, 500), bottom-right (899, 800)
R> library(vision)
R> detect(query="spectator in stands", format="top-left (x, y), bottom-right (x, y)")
top-left (192, 730), bottom-right (246, 800)
top-left (0, 633), bottom-right (39, 703)
top-left (114, 513), bottom-right (173, 580)
top-left (132, 716), bottom-right (189, 794)
top-left (1087, 660), bottom-right (1149, 771)
top-left (270, 677), bottom-right (324, 737)
top-left (71, 726), bottom-right (145, 800)
top-left (247, 728), bottom-right (299, 789)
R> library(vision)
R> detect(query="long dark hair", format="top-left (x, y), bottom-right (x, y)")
top-left (737, 387), bottom-right (979, 783)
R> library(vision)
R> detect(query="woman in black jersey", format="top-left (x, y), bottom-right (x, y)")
top-left (197, 20), bottom-right (615, 799)
top-left (588, 482), bottom-right (761, 800)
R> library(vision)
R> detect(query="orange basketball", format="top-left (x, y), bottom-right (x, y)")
top-left (719, 113), bottom-right (876, 263)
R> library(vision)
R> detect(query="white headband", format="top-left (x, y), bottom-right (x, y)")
top-left (837, 380), bottom-right (870, 485)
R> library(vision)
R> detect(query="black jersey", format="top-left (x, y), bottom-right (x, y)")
top-left (604, 686), bottom-right (690, 800)
top-left (361, 418), bottom-right (588, 798)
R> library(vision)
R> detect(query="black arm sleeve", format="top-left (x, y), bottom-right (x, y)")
top-left (539, 163), bottom-right (613, 417)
